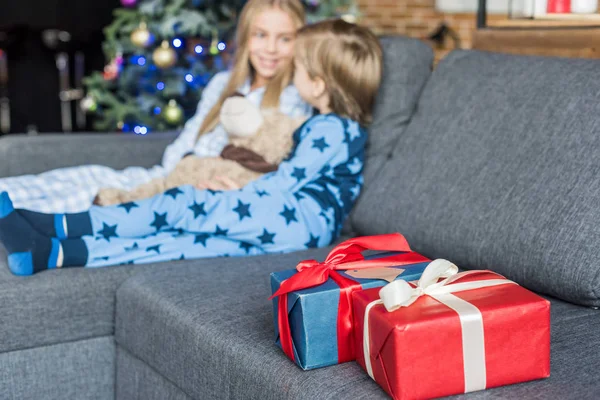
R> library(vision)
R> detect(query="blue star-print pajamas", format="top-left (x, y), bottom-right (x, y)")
top-left (1, 114), bottom-right (366, 272)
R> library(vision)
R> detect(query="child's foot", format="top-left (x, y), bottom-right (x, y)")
top-left (17, 209), bottom-right (68, 239)
top-left (0, 191), bottom-right (68, 238)
top-left (0, 191), bottom-right (13, 219)
top-left (0, 192), bottom-right (63, 275)
top-left (1, 194), bottom-right (92, 239)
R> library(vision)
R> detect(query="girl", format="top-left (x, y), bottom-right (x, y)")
top-left (0, 19), bottom-right (383, 276)
top-left (0, 0), bottom-right (311, 213)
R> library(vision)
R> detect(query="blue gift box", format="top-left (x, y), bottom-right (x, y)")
top-left (270, 252), bottom-right (429, 370)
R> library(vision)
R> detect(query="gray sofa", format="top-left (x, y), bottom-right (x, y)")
top-left (1, 36), bottom-right (599, 399)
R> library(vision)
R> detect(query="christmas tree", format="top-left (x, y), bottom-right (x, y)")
top-left (82, 0), bottom-right (356, 134)
top-left (304, 0), bottom-right (358, 23)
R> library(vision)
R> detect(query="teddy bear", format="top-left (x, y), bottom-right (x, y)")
top-left (93, 96), bottom-right (307, 206)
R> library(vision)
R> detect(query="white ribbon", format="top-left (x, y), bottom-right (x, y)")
top-left (363, 259), bottom-right (516, 393)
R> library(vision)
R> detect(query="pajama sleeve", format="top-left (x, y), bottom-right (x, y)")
top-left (250, 115), bottom-right (348, 194)
top-left (161, 71), bottom-right (230, 171)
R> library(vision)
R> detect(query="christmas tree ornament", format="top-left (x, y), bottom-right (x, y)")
top-left (209, 29), bottom-right (220, 55)
top-left (340, 2), bottom-right (359, 23)
top-left (103, 64), bottom-right (118, 80)
top-left (116, 121), bottom-right (125, 131)
top-left (80, 95), bottom-right (98, 112)
top-left (162, 99), bottom-right (184, 125)
top-left (120, 0), bottom-right (137, 7)
top-left (152, 41), bottom-right (177, 69)
top-left (130, 22), bottom-right (153, 48)
top-left (341, 13), bottom-right (357, 23)
top-left (103, 53), bottom-right (123, 80)
top-left (304, 0), bottom-right (321, 12)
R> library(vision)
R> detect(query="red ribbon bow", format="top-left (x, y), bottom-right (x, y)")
top-left (270, 233), bottom-right (430, 364)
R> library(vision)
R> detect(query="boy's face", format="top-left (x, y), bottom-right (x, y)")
top-left (293, 59), bottom-right (321, 108)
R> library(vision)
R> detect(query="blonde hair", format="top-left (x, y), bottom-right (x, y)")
top-left (295, 19), bottom-right (383, 126)
top-left (196, 0), bottom-right (305, 139)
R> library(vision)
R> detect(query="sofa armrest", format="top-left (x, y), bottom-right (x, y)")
top-left (0, 131), bottom-right (179, 178)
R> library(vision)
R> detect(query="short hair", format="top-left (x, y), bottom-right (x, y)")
top-left (295, 19), bottom-right (383, 126)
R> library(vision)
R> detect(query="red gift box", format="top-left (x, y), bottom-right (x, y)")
top-left (353, 259), bottom-right (550, 400)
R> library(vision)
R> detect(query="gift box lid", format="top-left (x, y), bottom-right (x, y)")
top-left (270, 251), bottom-right (429, 308)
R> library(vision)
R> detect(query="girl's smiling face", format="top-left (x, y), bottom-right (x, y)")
top-left (248, 7), bottom-right (297, 88)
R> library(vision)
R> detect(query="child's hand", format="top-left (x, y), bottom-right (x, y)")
top-left (197, 176), bottom-right (241, 191)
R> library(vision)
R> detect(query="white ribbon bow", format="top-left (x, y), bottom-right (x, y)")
top-left (363, 259), bottom-right (516, 393)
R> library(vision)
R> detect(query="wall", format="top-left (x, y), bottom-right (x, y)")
top-left (356, 0), bottom-right (505, 62)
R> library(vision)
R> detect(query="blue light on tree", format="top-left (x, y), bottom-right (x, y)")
top-left (217, 42), bottom-right (226, 51)
top-left (194, 45), bottom-right (204, 54)
top-left (172, 38), bottom-right (183, 48)
top-left (156, 82), bottom-right (165, 90)
top-left (185, 74), bottom-right (194, 83)
top-left (134, 125), bottom-right (149, 135)
top-left (137, 56), bottom-right (146, 66)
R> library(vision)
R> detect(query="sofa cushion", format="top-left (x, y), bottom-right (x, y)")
top-left (0, 245), bottom-right (139, 353)
top-left (116, 346), bottom-right (192, 400)
top-left (0, 337), bottom-right (114, 400)
top-left (116, 247), bottom-right (387, 400)
top-left (352, 50), bottom-right (600, 307)
top-left (115, 248), bottom-right (600, 399)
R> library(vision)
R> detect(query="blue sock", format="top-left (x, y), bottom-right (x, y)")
top-left (60, 238), bottom-right (89, 268)
top-left (0, 192), bottom-right (88, 275)
top-left (18, 209), bottom-right (92, 239)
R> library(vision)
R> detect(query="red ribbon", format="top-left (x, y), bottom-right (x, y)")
top-left (270, 233), bottom-right (431, 364)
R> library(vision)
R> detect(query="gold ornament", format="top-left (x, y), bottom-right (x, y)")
top-left (152, 41), bottom-right (177, 69)
top-left (131, 22), bottom-right (153, 48)
top-left (341, 13), bottom-right (357, 23)
top-left (341, 4), bottom-right (360, 24)
top-left (162, 99), bottom-right (184, 125)
top-left (116, 121), bottom-right (124, 130)
top-left (209, 29), bottom-right (219, 55)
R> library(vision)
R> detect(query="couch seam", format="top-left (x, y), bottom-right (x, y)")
top-left (0, 334), bottom-right (114, 356)
top-left (115, 344), bottom-right (195, 400)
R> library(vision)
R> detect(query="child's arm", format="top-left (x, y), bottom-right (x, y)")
top-left (195, 145), bottom-right (278, 190)
top-left (250, 115), bottom-right (351, 194)
top-left (161, 72), bottom-right (230, 171)
top-left (197, 176), bottom-right (241, 191)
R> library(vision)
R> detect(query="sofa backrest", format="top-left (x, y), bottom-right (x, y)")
top-left (352, 49), bottom-right (600, 307)
top-left (362, 36), bottom-right (434, 188)
top-left (342, 36), bottom-right (432, 235)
